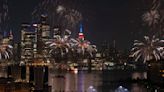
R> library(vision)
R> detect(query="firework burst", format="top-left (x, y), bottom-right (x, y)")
top-left (56, 5), bottom-right (82, 29)
top-left (46, 29), bottom-right (74, 61)
top-left (130, 36), bottom-right (164, 63)
top-left (74, 39), bottom-right (97, 58)
top-left (142, 10), bottom-right (160, 27)
top-left (0, 0), bottom-right (9, 33)
top-left (46, 36), bottom-right (70, 58)
top-left (0, 38), bottom-right (13, 60)
top-left (32, 0), bottom-right (82, 30)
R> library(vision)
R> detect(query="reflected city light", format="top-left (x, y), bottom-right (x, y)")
top-left (115, 86), bottom-right (129, 92)
top-left (73, 68), bottom-right (78, 74)
top-left (87, 85), bottom-right (97, 92)
top-left (132, 72), bottom-right (147, 80)
top-left (0, 0), bottom-right (163, 91)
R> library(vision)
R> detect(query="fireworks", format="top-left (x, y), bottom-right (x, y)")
top-left (46, 28), bottom-right (75, 60)
top-left (74, 39), bottom-right (97, 58)
top-left (32, 0), bottom-right (82, 30)
top-left (0, 38), bottom-right (13, 60)
top-left (151, 0), bottom-right (161, 10)
top-left (0, 0), bottom-right (9, 33)
top-left (46, 28), bottom-right (97, 62)
top-left (0, 0), bottom-right (13, 61)
top-left (142, 0), bottom-right (164, 36)
top-left (142, 10), bottom-right (160, 27)
top-left (76, 40), bottom-right (89, 55)
top-left (58, 7), bottom-right (82, 29)
top-left (46, 36), bottom-right (70, 58)
top-left (56, 5), bottom-right (65, 14)
top-left (86, 45), bottom-right (97, 57)
top-left (130, 36), bottom-right (164, 63)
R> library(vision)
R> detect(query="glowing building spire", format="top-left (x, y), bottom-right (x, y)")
top-left (78, 23), bottom-right (84, 40)
top-left (80, 23), bottom-right (83, 33)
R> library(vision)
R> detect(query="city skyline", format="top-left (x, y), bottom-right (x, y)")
top-left (0, 0), bottom-right (163, 92)
top-left (4, 0), bottom-right (151, 50)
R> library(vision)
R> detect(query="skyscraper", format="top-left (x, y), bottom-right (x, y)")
top-left (78, 23), bottom-right (85, 40)
top-left (19, 15), bottom-right (51, 91)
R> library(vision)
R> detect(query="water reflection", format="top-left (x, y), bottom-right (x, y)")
top-left (0, 66), bottom-right (148, 92)
top-left (0, 66), bottom-right (7, 78)
top-left (49, 71), bottom-right (101, 92)
top-left (132, 72), bottom-right (147, 80)
top-left (49, 70), bottom-right (147, 92)
top-left (131, 83), bottom-right (147, 92)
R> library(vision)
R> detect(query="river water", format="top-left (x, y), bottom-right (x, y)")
top-left (0, 65), bottom-right (148, 92)
top-left (49, 70), bottom-right (148, 92)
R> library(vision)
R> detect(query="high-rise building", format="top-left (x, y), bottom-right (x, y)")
top-left (21, 23), bottom-right (36, 63)
top-left (40, 14), bottom-right (50, 42)
top-left (37, 14), bottom-right (50, 61)
top-left (19, 15), bottom-right (51, 91)
top-left (32, 15), bottom-right (50, 91)
top-left (78, 23), bottom-right (84, 40)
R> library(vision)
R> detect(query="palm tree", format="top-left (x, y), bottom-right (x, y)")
top-left (130, 36), bottom-right (164, 63)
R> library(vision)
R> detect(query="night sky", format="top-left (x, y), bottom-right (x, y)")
top-left (7, 0), bottom-right (149, 50)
